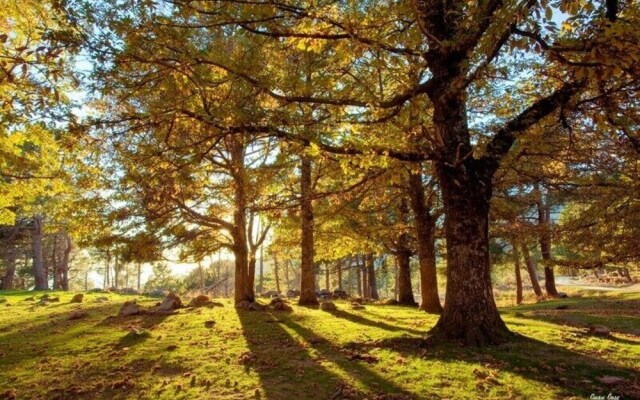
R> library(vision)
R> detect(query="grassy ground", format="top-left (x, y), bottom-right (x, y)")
top-left (0, 289), bottom-right (638, 400)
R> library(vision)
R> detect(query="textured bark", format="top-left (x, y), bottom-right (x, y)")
top-left (231, 138), bottom-right (251, 304)
top-left (408, 170), bottom-right (442, 313)
top-left (325, 264), bottom-right (330, 291)
top-left (299, 154), bottom-right (318, 305)
top-left (104, 248), bottom-right (111, 289)
top-left (32, 216), bottom-right (47, 290)
top-left (537, 200), bottom-right (558, 297)
top-left (258, 246), bottom-right (264, 293)
top-left (248, 250), bottom-right (257, 298)
top-left (361, 256), bottom-right (369, 298)
top-left (365, 254), bottom-right (379, 300)
top-left (396, 248), bottom-right (415, 305)
top-left (1, 251), bottom-right (17, 290)
top-left (137, 263), bottom-right (142, 290)
top-left (521, 244), bottom-right (543, 297)
top-left (356, 259), bottom-right (362, 296)
top-left (284, 259), bottom-right (290, 290)
top-left (337, 261), bottom-right (343, 290)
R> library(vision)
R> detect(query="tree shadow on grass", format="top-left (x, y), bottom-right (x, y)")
top-left (344, 334), bottom-right (639, 399)
top-left (325, 309), bottom-right (425, 336)
top-left (237, 309), bottom-right (418, 399)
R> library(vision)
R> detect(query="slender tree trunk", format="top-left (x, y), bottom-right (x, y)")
top-left (394, 257), bottom-right (399, 300)
top-left (337, 261), bottom-right (343, 291)
top-left (396, 248), bottom-right (415, 305)
top-left (273, 255), bottom-right (281, 294)
top-left (61, 233), bottom-right (71, 290)
top-left (356, 259), bottom-right (362, 297)
top-left (521, 244), bottom-right (543, 297)
top-left (325, 264), bottom-right (330, 291)
top-left (52, 234), bottom-right (59, 289)
top-left (366, 254), bottom-right (379, 300)
top-left (248, 249), bottom-right (257, 299)
top-left (538, 200), bottom-right (558, 297)
top-left (114, 253), bottom-right (120, 289)
top-left (512, 242), bottom-right (523, 305)
top-left (104, 248), bottom-right (110, 289)
top-left (137, 263), bottom-right (142, 290)
top-left (85, 270), bottom-right (89, 291)
top-left (299, 154), bottom-right (318, 306)
top-left (408, 170), bottom-right (442, 313)
top-left (32, 215), bottom-right (47, 290)
top-left (285, 259), bottom-right (290, 290)
top-left (259, 245), bottom-right (264, 294)
top-left (231, 138), bottom-right (251, 304)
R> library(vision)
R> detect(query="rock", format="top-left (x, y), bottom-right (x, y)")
top-left (119, 301), bottom-right (141, 317)
top-left (588, 325), bottom-right (611, 337)
top-left (558, 292), bottom-right (568, 298)
top-left (144, 289), bottom-right (165, 297)
top-left (248, 302), bottom-right (265, 311)
top-left (156, 293), bottom-right (183, 312)
top-left (351, 297), bottom-right (363, 304)
top-left (333, 289), bottom-right (349, 299)
top-left (598, 376), bottom-right (626, 385)
top-left (187, 295), bottom-right (213, 308)
top-left (269, 297), bottom-right (285, 306)
top-left (95, 296), bottom-right (109, 303)
top-left (261, 290), bottom-right (280, 298)
top-left (286, 289), bottom-right (300, 298)
top-left (49, 297), bottom-right (60, 302)
top-left (88, 288), bottom-right (103, 293)
top-left (204, 320), bottom-right (215, 328)
top-left (67, 311), bottom-right (89, 321)
top-left (235, 300), bottom-right (251, 309)
top-left (382, 298), bottom-right (398, 305)
top-left (271, 300), bottom-right (293, 312)
top-left (70, 294), bottom-right (84, 303)
top-left (120, 287), bottom-right (139, 295)
top-left (320, 301), bottom-right (337, 311)
top-left (351, 303), bottom-right (365, 310)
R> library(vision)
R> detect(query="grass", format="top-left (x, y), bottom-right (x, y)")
top-left (0, 289), bottom-right (638, 399)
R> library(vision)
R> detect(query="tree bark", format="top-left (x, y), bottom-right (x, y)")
top-left (408, 170), bottom-right (442, 313)
top-left (137, 263), bottom-right (142, 290)
top-left (537, 198), bottom-right (558, 297)
top-left (325, 263), bottom-right (330, 291)
top-left (61, 232), bottom-right (71, 290)
top-left (365, 254), bottom-right (379, 300)
top-left (299, 154), bottom-right (318, 305)
top-left (248, 249), bottom-right (257, 298)
top-left (231, 138), bottom-right (252, 304)
top-left (258, 245), bottom-right (264, 294)
top-left (273, 254), bottom-right (281, 294)
top-left (1, 250), bottom-right (17, 290)
top-left (396, 248), bottom-right (415, 305)
top-left (512, 243), bottom-right (523, 305)
top-left (337, 261), bottom-right (343, 290)
top-left (284, 259), bottom-right (290, 290)
top-left (521, 244), bottom-right (543, 297)
top-left (356, 258), bottom-right (362, 297)
top-left (32, 215), bottom-right (47, 290)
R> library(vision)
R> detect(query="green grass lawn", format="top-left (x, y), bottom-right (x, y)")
top-left (0, 290), bottom-right (638, 400)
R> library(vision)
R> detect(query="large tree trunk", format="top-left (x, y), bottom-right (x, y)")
top-left (408, 170), bottom-right (442, 313)
top-left (521, 244), bottom-right (543, 297)
top-left (1, 250), bottom-right (17, 290)
top-left (365, 254), bottom-right (379, 300)
top-left (32, 215), bottom-right (47, 290)
top-left (299, 154), bottom-right (318, 305)
top-left (537, 199), bottom-right (558, 297)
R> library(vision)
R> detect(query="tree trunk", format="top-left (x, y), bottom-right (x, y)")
top-left (356, 259), bottom-right (362, 297)
top-left (248, 249), bottom-right (257, 299)
top-left (231, 138), bottom-right (252, 304)
top-left (366, 254), bottom-right (379, 300)
top-left (137, 263), bottom-right (142, 290)
top-left (408, 170), bottom-right (442, 313)
top-left (258, 245), bottom-right (264, 294)
top-left (114, 253), bottom-right (120, 289)
top-left (337, 261), bottom-right (343, 290)
top-left (61, 233), bottom-right (71, 290)
top-left (325, 264), bottom-right (330, 291)
top-left (32, 215), bottom-right (47, 290)
top-left (284, 259), bottom-right (290, 290)
top-left (104, 248), bottom-right (110, 289)
top-left (299, 154), bottom-right (318, 306)
top-left (274, 255), bottom-right (281, 294)
top-left (521, 244), bottom-right (543, 297)
top-left (428, 155), bottom-right (510, 345)
top-left (396, 248), bottom-right (415, 305)
top-left (1, 250), bottom-right (17, 290)
top-left (512, 242), bottom-right (523, 305)
top-left (538, 198), bottom-right (558, 297)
